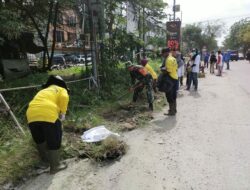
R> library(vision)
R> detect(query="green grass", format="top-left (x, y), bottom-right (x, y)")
top-left (0, 66), bottom-right (85, 89)
top-left (0, 136), bottom-right (39, 185)
top-left (0, 59), bottom-right (166, 186)
top-left (49, 66), bottom-right (85, 77)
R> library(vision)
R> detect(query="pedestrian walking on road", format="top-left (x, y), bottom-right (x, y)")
top-left (26, 75), bottom-right (69, 174)
top-left (128, 63), bottom-right (154, 111)
top-left (158, 48), bottom-right (178, 116)
top-left (209, 51), bottom-right (217, 74)
top-left (217, 50), bottom-right (223, 76)
top-left (186, 48), bottom-right (200, 91)
top-left (204, 52), bottom-right (210, 69)
top-left (224, 51), bottom-right (231, 70)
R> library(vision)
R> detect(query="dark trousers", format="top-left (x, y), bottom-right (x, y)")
top-left (205, 61), bottom-right (209, 68)
top-left (165, 79), bottom-right (178, 104)
top-left (187, 72), bottom-right (198, 90)
top-left (186, 72), bottom-right (191, 86)
top-left (133, 75), bottom-right (153, 104)
top-left (29, 120), bottom-right (62, 150)
top-left (226, 61), bottom-right (230, 70)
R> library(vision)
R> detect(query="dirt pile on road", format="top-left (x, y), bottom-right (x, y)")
top-left (102, 102), bottom-right (154, 131)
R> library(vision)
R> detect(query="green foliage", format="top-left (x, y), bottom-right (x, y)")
top-left (182, 24), bottom-right (203, 51)
top-left (223, 18), bottom-right (250, 52)
top-left (131, 0), bottom-right (167, 19)
top-left (50, 66), bottom-right (85, 77)
top-left (147, 36), bottom-right (166, 50)
top-left (0, 136), bottom-right (39, 185)
top-left (0, 9), bottom-right (24, 40)
top-left (182, 22), bottom-right (224, 53)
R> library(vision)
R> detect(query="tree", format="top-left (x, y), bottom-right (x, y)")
top-left (182, 22), bottom-right (224, 53)
top-left (1, 0), bottom-right (77, 70)
top-left (133, 0), bottom-right (167, 56)
top-left (182, 24), bottom-right (203, 52)
top-left (0, 8), bottom-right (23, 42)
top-left (223, 18), bottom-right (250, 54)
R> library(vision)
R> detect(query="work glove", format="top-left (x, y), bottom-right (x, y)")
top-left (60, 114), bottom-right (65, 121)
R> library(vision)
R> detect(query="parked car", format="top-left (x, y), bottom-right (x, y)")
top-left (76, 54), bottom-right (92, 63)
top-left (238, 53), bottom-right (244, 60)
top-left (27, 53), bottom-right (40, 71)
top-left (64, 54), bottom-right (77, 64)
top-left (27, 53), bottom-right (38, 64)
top-left (230, 50), bottom-right (239, 61)
top-left (51, 55), bottom-right (66, 70)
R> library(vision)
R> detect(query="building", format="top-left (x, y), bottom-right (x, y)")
top-left (48, 9), bottom-right (81, 49)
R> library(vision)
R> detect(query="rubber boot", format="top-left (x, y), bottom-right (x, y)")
top-left (174, 100), bottom-right (177, 114)
top-left (149, 103), bottom-right (153, 111)
top-left (167, 103), bottom-right (175, 116)
top-left (36, 142), bottom-right (49, 169)
top-left (180, 76), bottom-right (183, 86)
top-left (48, 150), bottom-right (67, 174)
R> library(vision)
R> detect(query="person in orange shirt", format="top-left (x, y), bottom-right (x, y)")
top-left (127, 63), bottom-right (154, 111)
top-left (26, 75), bottom-right (69, 174)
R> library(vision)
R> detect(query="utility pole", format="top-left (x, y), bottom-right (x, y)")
top-left (173, 0), bottom-right (176, 21)
top-left (142, 7), bottom-right (146, 58)
top-left (87, 0), bottom-right (99, 89)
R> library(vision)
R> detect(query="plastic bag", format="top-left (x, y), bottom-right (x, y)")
top-left (81, 126), bottom-right (120, 143)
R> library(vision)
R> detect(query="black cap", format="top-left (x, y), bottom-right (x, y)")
top-left (42, 75), bottom-right (70, 93)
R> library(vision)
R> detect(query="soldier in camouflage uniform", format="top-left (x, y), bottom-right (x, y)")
top-left (127, 64), bottom-right (154, 111)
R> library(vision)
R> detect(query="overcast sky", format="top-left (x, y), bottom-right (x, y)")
top-left (164, 0), bottom-right (250, 46)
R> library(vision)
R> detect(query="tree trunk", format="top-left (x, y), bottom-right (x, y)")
top-left (49, 2), bottom-right (59, 69)
top-left (142, 7), bottom-right (146, 58)
top-left (42, 0), bottom-right (54, 70)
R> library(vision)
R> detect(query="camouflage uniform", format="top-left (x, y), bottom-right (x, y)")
top-left (128, 65), bottom-right (154, 110)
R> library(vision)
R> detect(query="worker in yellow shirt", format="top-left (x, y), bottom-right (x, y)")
top-left (159, 48), bottom-right (178, 115)
top-left (26, 75), bottom-right (69, 174)
top-left (140, 59), bottom-right (158, 92)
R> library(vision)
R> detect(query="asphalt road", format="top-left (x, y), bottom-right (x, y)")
top-left (20, 60), bottom-right (250, 190)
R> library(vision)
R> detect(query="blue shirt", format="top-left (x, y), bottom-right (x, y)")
top-left (224, 52), bottom-right (231, 62)
top-left (204, 54), bottom-right (209, 62)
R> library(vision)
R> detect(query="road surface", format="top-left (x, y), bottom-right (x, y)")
top-left (20, 60), bottom-right (250, 190)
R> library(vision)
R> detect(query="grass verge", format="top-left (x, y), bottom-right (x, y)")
top-left (0, 61), bottom-right (166, 187)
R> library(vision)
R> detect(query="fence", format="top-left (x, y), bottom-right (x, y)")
top-left (0, 76), bottom-right (98, 136)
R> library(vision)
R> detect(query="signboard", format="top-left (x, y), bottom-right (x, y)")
top-left (173, 5), bottom-right (180, 12)
top-left (166, 21), bottom-right (181, 50)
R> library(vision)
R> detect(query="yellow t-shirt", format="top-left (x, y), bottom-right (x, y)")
top-left (165, 55), bottom-right (178, 80)
top-left (145, 64), bottom-right (158, 80)
top-left (26, 85), bottom-right (69, 123)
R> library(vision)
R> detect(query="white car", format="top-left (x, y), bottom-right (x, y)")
top-left (76, 55), bottom-right (92, 63)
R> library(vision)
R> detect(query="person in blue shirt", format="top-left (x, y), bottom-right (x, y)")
top-left (204, 52), bottom-right (210, 68)
top-left (224, 51), bottom-right (231, 70)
